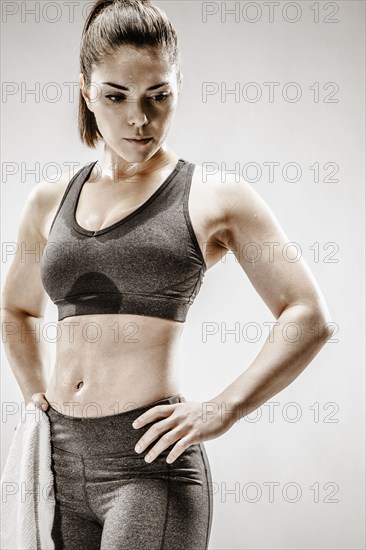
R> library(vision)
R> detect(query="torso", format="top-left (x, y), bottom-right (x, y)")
top-left (42, 156), bottom-right (228, 417)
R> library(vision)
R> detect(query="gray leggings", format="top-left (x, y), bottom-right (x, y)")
top-left (45, 394), bottom-right (213, 549)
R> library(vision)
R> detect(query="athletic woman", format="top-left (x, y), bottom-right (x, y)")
top-left (1, 1), bottom-right (333, 548)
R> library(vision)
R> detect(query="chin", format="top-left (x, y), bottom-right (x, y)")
top-left (121, 144), bottom-right (158, 161)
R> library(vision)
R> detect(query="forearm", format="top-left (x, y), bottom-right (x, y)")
top-left (1, 308), bottom-right (50, 404)
top-left (209, 304), bottom-right (333, 424)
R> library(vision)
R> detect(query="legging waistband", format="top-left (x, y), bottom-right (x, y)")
top-left (46, 393), bottom-right (183, 423)
top-left (45, 393), bottom-right (184, 456)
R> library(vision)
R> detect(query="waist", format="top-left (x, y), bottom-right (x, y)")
top-left (45, 353), bottom-right (182, 418)
top-left (46, 316), bottom-right (183, 416)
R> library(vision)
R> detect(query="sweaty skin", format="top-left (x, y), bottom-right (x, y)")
top-left (43, 46), bottom-right (229, 416)
top-left (43, 158), bottom-right (226, 419)
top-left (42, 47), bottom-right (228, 418)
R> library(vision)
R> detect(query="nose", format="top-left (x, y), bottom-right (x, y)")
top-left (126, 98), bottom-right (149, 127)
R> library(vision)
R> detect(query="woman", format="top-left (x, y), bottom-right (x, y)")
top-left (1, 0), bottom-right (334, 548)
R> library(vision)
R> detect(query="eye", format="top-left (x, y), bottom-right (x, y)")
top-left (105, 93), bottom-right (170, 104)
top-left (105, 94), bottom-right (125, 103)
top-left (149, 93), bottom-right (169, 102)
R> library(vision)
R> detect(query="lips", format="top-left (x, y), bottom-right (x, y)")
top-left (124, 137), bottom-right (153, 145)
top-left (125, 137), bottom-right (152, 141)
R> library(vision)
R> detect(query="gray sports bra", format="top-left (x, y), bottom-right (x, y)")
top-left (40, 158), bottom-right (207, 322)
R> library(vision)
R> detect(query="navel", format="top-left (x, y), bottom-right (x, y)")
top-left (75, 380), bottom-right (84, 390)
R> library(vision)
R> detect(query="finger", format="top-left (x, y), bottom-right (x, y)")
top-left (143, 427), bottom-right (183, 463)
top-left (135, 417), bottom-right (175, 454)
top-left (132, 403), bottom-right (177, 429)
top-left (31, 394), bottom-right (42, 408)
top-left (31, 394), bottom-right (49, 411)
top-left (166, 435), bottom-right (194, 464)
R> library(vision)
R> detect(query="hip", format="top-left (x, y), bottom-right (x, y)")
top-left (45, 393), bottom-right (212, 487)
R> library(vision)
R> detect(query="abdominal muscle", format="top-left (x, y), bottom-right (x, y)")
top-left (44, 312), bottom-right (184, 418)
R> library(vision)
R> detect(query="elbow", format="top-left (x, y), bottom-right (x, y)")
top-left (317, 317), bottom-right (335, 343)
top-left (322, 320), bottom-right (336, 342)
top-left (285, 300), bottom-right (335, 343)
top-left (307, 303), bottom-right (335, 343)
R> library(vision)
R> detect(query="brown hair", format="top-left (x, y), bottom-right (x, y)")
top-left (78, 0), bottom-right (182, 148)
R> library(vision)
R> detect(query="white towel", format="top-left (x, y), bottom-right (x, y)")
top-left (1, 401), bottom-right (56, 550)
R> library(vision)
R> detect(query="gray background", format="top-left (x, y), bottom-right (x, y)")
top-left (1, 1), bottom-right (365, 549)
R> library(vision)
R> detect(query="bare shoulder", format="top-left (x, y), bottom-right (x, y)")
top-left (191, 163), bottom-right (269, 249)
top-left (192, 164), bottom-right (328, 320)
top-left (30, 169), bottom-right (75, 241)
top-left (2, 169), bottom-right (77, 317)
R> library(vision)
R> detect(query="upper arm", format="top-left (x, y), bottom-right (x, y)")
top-left (2, 181), bottom-right (51, 318)
top-left (218, 177), bottom-right (331, 320)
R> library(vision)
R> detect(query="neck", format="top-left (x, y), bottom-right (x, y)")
top-left (94, 142), bottom-right (179, 182)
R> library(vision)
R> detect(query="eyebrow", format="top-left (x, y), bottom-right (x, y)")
top-left (101, 81), bottom-right (169, 91)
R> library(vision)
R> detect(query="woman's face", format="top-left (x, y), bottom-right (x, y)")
top-left (80, 45), bottom-right (180, 163)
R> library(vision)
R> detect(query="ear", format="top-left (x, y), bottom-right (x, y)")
top-left (79, 73), bottom-right (94, 112)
